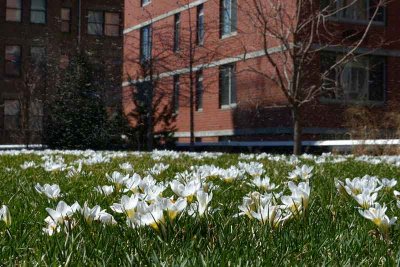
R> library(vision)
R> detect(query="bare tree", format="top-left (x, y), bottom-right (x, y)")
top-left (240, 0), bottom-right (390, 154)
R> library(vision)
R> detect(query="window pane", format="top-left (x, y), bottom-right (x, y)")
top-left (368, 56), bottom-right (385, 101)
top-left (31, 11), bottom-right (46, 23)
top-left (230, 66), bottom-right (237, 104)
top-left (6, 9), bottom-right (21, 22)
top-left (5, 46), bottom-right (21, 76)
top-left (220, 67), bottom-right (230, 106)
top-left (88, 23), bottom-right (103, 35)
top-left (105, 12), bottom-right (119, 24)
top-left (61, 21), bottom-right (71, 32)
top-left (31, 47), bottom-right (45, 66)
top-left (173, 76), bottom-right (180, 112)
top-left (196, 73), bottom-right (204, 110)
top-left (105, 25), bottom-right (120, 36)
top-left (31, 0), bottom-right (46, 10)
top-left (88, 11), bottom-right (104, 23)
top-left (61, 8), bottom-right (70, 20)
top-left (141, 26), bottom-right (152, 61)
top-left (4, 100), bottom-right (20, 116)
top-left (7, 0), bottom-right (22, 8)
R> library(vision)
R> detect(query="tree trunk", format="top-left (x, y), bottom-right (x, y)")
top-left (292, 107), bottom-right (302, 155)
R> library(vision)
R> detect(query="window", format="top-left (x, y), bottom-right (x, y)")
top-left (105, 12), bottom-right (120, 36)
top-left (320, 52), bottom-right (385, 103)
top-left (197, 4), bottom-right (205, 45)
top-left (5, 45), bottom-right (21, 76)
top-left (30, 47), bottom-right (45, 65)
top-left (174, 13), bottom-right (181, 52)
top-left (196, 71), bottom-right (204, 111)
top-left (219, 64), bottom-right (236, 107)
top-left (6, 0), bottom-right (22, 22)
top-left (140, 25), bottom-right (152, 62)
top-left (61, 8), bottom-right (71, 32)
top-left (29, 100), bottom-right (43, 131)
top-left (141, 0), bottom-right (151, 7)
top-left (31, 0), bottom-right (47, 24)
top-left (322, 0), bottom-right (385, 22)
top-left (173, 75), bottom-right (180, 113)
top-left (4, 100), bottom-right (20, 130)
top-left (88, 11), bottom-right (104, 35)
top-left (220, 0), bottom-right (237, 37)
top-left (88, 11), bottom-right (120, 36)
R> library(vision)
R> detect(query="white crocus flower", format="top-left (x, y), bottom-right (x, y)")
top-left (160, 197), bottom-right (187, 220)
top-left (45, 201), bottom-right (80, 226)
top-left (94, 185), bottom-right (114, 196)
top-left (134, 203), bottom-right (165, 230)
top-left (281, 181), bottom-right (310, 214)
top-left (379, 178), bottom-right (397, 190)
top-left (110, 195), bottom-right (139, 218)
top-left (20, 161), bottom-right (37, 170)
top-left (81, 201), bottom-right (117, 225)
top-left (195, 190), bottom-right (213, 217)
top-left (353, 191), bottom-right (378, 209)
top-left (170, 179), bottom-right (201, 202)
top-left (119, 162), bottom-right (134, 172)
top-left (124, 174), bottom-right (142, 193)
top-left (0, 205), bottom-right (11, 226)
top-left (43, 216), bottom-right (61, 236)
top-left (359, 203), bottom-right (397, 234)
top-left (35, 183), bottom-right (61, 199)
top-left (288, 165), bottom-right (314, 181)
top-left (106, 171), bottom-right (129, 191)
top-left (250, 176), bottom-right (277, 191)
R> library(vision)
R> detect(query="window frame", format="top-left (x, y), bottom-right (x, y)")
top-left (61, 7), bottom-right (72, 33)
top-left (220, 0), bottom-right (238, 38)
top-left (3, 99), bottom-right (21, 131)
top-left (173, 75), bottom-right (180, 113)
top-left (5, 45), bottom-right (22, 77)
top-left (6, 0), bottom-right (22, 22)
top-left (196, 4), bottom-right (205, 45)
top-left (196, 70), bottom-right (204, 111)
top-left (30, 0), bottom-right (47, 24)
top-left (87, 10), bottom-right (104, 36)
top-left (219, 64), bottom-right (237, 108)
top-left (173, 13), bottom-right (181, 52)
top-left (140, 25), bottom-right (152, 63)
top-left (104, 12), bottom-right (121, 37)
top-left (320, 51), bottom-right (386, 105)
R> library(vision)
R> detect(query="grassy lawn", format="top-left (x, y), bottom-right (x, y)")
top-left (1, 150), bottom-right (400, 265)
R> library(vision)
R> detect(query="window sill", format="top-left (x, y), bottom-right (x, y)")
top-left (220, 104), bottom-right (237, 110)
top-left (221, 31), bottom-right (237, 40)
top-left (326, 17), bottom-right (385, 27)
top-left (196, 108), bottom-right (203, 112)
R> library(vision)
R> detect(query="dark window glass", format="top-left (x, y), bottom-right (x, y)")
top-left (88, 11), bottom-right (104, 35)
top-left (197, 5), bottom-right (205, 45)
top-left (31, 0), bottom-right (47, 24)
top-left (105, 12), bottom-right (120, 36)
top-left (174, 13), bottom-right (181, 52)
top-left (5, 45), bottom-right (21, 76)
top-left (196, 71), bottom-right (204, 110)
top-left (61, 8), bottom-right (71, 32)
top-left (320, 52), bottom-right (385, 102)
top-left (140, 25), bottom-right (152, 62)
top-left (30, 46), bottom-right (46, 67)
top-left (6, 0), bottom-right (22, 22)
top-left (219, 64), bottom-right (236, 106)
top-left (4, 100), bottom-right (20, 130)
top-left (173, 75), bottom-right (180, 113)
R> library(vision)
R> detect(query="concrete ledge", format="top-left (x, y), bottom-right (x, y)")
top-left (0, 144), bottom-right (45, 150)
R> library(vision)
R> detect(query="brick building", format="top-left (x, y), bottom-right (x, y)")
top-left (123, 0), bottom-right (400, 146)
top-left (0, 0), bottom-right (124, 144)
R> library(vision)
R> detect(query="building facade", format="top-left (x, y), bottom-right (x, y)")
top-left (123, 0), bottom-right (400, 146)
top-left (0, 0), bottom-right (124, 144)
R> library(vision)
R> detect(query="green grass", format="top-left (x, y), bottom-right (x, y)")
top-left (1, 151), bottom-right (400, 265)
